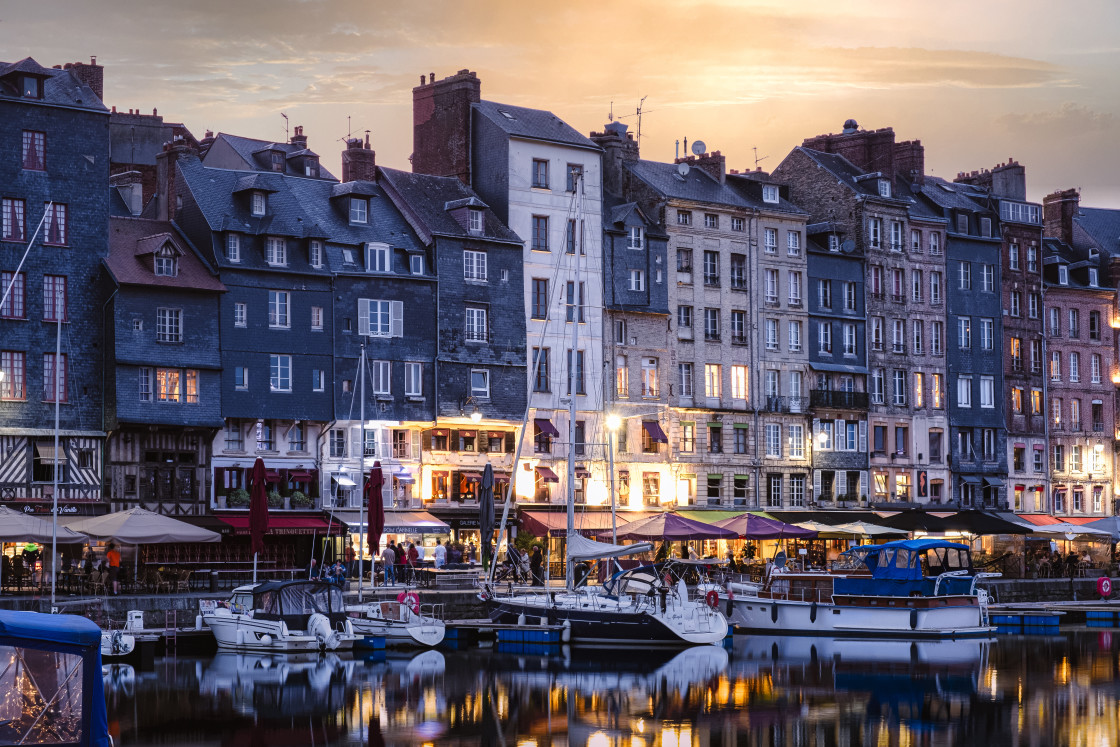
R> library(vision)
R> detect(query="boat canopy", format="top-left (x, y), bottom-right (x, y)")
top-left (566, 532), bottom-right (653, 562)
top-left (851, 539), bottom-right (971, 582)
top-left (252, 580), bottom-right (344, 617)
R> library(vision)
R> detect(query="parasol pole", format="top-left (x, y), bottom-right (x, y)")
top-left (50, 288), bottom-right (62, 610)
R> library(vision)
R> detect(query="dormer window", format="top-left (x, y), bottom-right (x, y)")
top-left (21, 76), bottom-right (42, 99)
top-left (828, 234), bottom-right (841, 253)
top-left (1058, 265), bottom-right (1068, 285)
top-left (226, 233), bottom-right (240, 262)
top-left (366, 242), bottom-right (390, 273)
top-left (154, 246), bottom-right (178, 277)
top-left (266, 236), bottom-right (287, 267)
top-left (1089, 268), bottom-right (1099, 287)
top-left (628, 226), bottom-right (644, 250)
top-left (342, 248), bottom-right (355, 265)
top-left (762, 185), bottom-right (779, 203)
top-left (270, 152), bottom-right (284, 172)
top-left (350, 198), bottom-right (368, 224)
top-left (251, 192), bottom-right (266, 216)
top-left (309, 240), bottom-right (323, 268)
top-left (468, 209), bottom-right (484, 234)
top-left (410, 255), bottom-right (424, 275)
top-left (877, 180), bottom-right (891, 198)
top-left (304, 160), bottom-right (319, 178)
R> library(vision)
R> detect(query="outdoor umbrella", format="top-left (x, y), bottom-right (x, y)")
top-left (714, 513), bottom-right (819, 539)
top-left (830, 520), bottom-right (907, 537)
top-left (479, 463), bottom-right (495, 571)
top-left (248, 457), bottom-right (270, 583)
top-left (66, 507), bottom-right (220, 544)
top-left (0, 506), bottom-right (87, 592)
top-left (365, 462), bottom-right (384, 593)
top-left (610, 512), bottom-right (738, 541)
top-left (1083, 516), bottom-right (1120, 542)
top-left (1029, 522), bottom-right (1113, 541)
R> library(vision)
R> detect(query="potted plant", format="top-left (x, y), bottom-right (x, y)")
top-left (228, 488), bottom-right (250, 509)
top-left (267, 490), bottom-right (283, 509)
top-left (290, 490), bottom-right (312, 509)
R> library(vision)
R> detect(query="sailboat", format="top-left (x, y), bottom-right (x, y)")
top-left (480, 176), bottom-right (728, 646)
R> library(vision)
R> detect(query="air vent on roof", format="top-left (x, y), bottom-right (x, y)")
top-left (499, 110), bottom-right (515, 120)
top-left (939, 184), bottom-right (954, 193)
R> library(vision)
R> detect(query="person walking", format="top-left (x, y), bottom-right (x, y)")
top-left (106, 543), bottom-right (121, 595)
top-left (530, 545), bottom-right (543, 586)
top-left (380, 544), bottom-right (397, 586)
top-left (344, 543), bottom-right (357, 579)
top-left (432, 539), bottom-right (447, 569)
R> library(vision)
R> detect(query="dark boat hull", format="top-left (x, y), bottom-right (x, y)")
top-left (485, 597), bottom-right (713, 646)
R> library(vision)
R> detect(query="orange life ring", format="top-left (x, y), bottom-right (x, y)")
top-left (1098, 577), bottom-right (1113, 597)
top-left (397, 590), bottom-right (420, 614)
top-left (705, 590), bottom-right (720, 609)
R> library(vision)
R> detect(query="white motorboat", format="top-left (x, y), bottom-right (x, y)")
top-left (727, 539), bottom-right (999, 638)
top-left (99, 628), bottom-right (136, 659)
top-left (202, 580), bottom-right (358, 652)
top-left (346, 597), bottom-right (446, 647)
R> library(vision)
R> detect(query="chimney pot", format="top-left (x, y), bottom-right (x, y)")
top-left (421, 74), bottom-right (426, 85)
top-left (91, 56), bottom-right (96, 65)
top-left (430, 72), bottom-right (435, 82)
top-left (153, 108), bottom-right (157, 116)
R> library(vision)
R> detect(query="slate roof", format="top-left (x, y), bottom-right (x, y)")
top-left (795, 148), bottom-right (884, 197)
top-left (108, 188), bottom-right (132, 218)
top-left (377, 167), bottom-right (522, 245)
top-left (474, 100), bottom-right (599, 150)
top-left (210, 133), bottom-right (338, 181)
top-left (916, 176), bottom-right (988, 212)
top-left (626, 159), bottom-right (753, 209)
top-left (0, 57), bottom-right (108, 112)
top-left (1041, 236), bottom-right (1115, 290)
top-left (106, 217), bottom-right (225, 292)
top-left (1075, 207), bottom-right (1120, 255)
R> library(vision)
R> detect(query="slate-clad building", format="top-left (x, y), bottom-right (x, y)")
top-left (103, 217), bottom-right (225, 515)
top-left (0, 57), bottom-right (109, 512)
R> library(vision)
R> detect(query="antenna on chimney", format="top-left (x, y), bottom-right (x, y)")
top-left (618, 96), bottom-right (651, 141)
top-left (753, 147), bottom-right (769, 170)
top-left (281, 112), bottom-right (289, 141)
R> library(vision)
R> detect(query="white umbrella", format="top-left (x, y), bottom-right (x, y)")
top-left (1029, 522), bottom-right (1113, 541)
top-left (66, 507), bottom-right (221, 544)
top-left (794, 520), bottom-right (862, 538)
top-left (831, 521), bottom-right (908, 537)
top-left (0, 506), bottom-right (87, 592)
top-left (1082, 516), bottom-right (1120, 542)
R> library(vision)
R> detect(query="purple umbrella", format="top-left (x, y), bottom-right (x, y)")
top-left (249, 457), bottom-right (269, 582)
top-left (713, 513), bottom-right (819, 539)
top-left (609, 512), bottom-right (739, 541)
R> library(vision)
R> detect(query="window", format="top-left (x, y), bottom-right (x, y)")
top-left (731, 255), bottom-right (747, 289)
top-left (817, 420), bottom-right (833, 450)
top-left (531, 159), bottom-right (549, 188)
top-left (400, 362), bottom-right (422, 397)
top-left (566, 163), bottom-right (582, 192)
top-left (764, 269), bottom-right (778, 303)
top-left (0, 272), bottom-right (24, 319)
top-left (892, 319), bottom-right (904, 353)
top-left (677, 248), bottom-right (692, 272)
top-left (1052, 397), bottom-right (1063, 429)
top-left (1053, 444), bottom-right (1065, 471)
top-left (1058, 265), bottom-right (1068, 285)
top-left (1072, 445), bottom-right (1083, 473)
top-left (788, 321), bottom-right (802, 352)
top-left (1010, 292), bottom-right (1021, 317)
top-left (913, 321), bottom-right (923, 354)
top-left (1012, 387), bottom-right (1024, 414)
top-left (980, 318), bottom-right (993, 350)
top-left (1092, 354), bottom-right (1102, 384)
top-left (533, 347), bottom-right (551, 393)
top-left (234, 302), bottom-right (247, 328)
top-left (731, 365), bottom-right (748, 400)
top-left (1010, 337), bottom-right (1022, 371)
top-left (958, 261), bottom-right (971, 290)
top-left (677, 210), bottom-right (692, 226)
top-left (787, 231), bottom-right (801, 256)
top-left (731, 217), bottom-right (745, 232)
top-left (156, 307), bottom-right (181, 343)
top-left (1050, 351), bottom-right (1061, 381)
top-left (565, 281), bottom-right (585, 322)
top-left (765, 370), bottom-right (779, 398)
top-left (347, 197), bottom-right (368, 224)
top-left (930, 271), bottom-right (942, 304)
top-left (471, 369), bottom-right (490, 398)
top-left (1027, 245), bottom-right (1039, 272)
top-left (870, 266), bottom-right (882, 297)
top-left (765, 319), bottom-right (779, 350)
top-left (358, 299), bottom-right (403, 337)
top-left (233, 366), bottom-right (248, 390)
top-left (914, 372), bottom-right (925, 408)
top-left (1070, 352), bottom-right (1080, 382)
top-left (629, 269), bottom-right (645, 291)
top-left (892, 369), bottom-right (907, 406)
top-left (1029, 294), bottom-right (1041, 320)
top-left (1031, 388), bottom-right (1042, 415)
top-left (703, 251), bottom-right (719, 285)
top-left (841, 281), bottom-right (855, 311)
top-left (42, 275), bottom-right (67, 322)
top-left (979, 375), bottom-right (994, 408)
top-left (871, 317), bottom-right (884, 350)
top-left (268, 290), bottom-right (289, 329)
top-left (305, 239), bottom-right (322, 268)
top-left (731, 310), bottom-right (746, 343)
top-left (463, 250), bottom-right (487, 282)
top-left (1071, 398), bottom-right (1081, 429)
top-left (1049, 307), bottom-right (1061, 336)
top-left (269, 354), bottom-right (292, 392)
top-left (565, 350), bottom-right (585, 395)
top-left (261, 237), bottom-right (287, 267)
top-left (565, 219), bottom-right (580, 254)
top-left (42, 353), bottom-right (67, 402)
top-left (1030, 340), bottom-right (1043, 373)
top-left (704, 364), bottom-right (721, 399)
top-left (311, 368), bottom-right (325, 392)
top-left (930, 232), bottom-right (941, 255)
top-left (708, 425), bottom-right (723, 454)
top-left (704, 213), bottom-right (719, 229)
top-left (765, 424), bottom-right (781, 457)
top-left (465, 306), bottom-right (488, 342)
top-left (981, 264), bottom-right (994, 292)
top-left (764, 228), bottom-right (777, 253)
top-left (679, 363), bottom-right (694, 397)
top-left (628, 226), bottom-right (644, 249)
top-left (957, 317), bottom-right (971, 349)
top-left (931, 321), bottom-right (943, 355)
top-left (677, 305), bottom-right (693, 331)
top-left (1089, 311), bottom-right (1101, 340)
top-left (818, 322), bottom-right (832, 354)
top-left (531, 216), bottom-right (549, 251)
top-left (704, 308), bottom-right (720, 341)
top-left (817, 279), bottom-right (832, 309)
top-left (844, 323), bottom-right (857, 356)
top-left (868, 218), bottom-right (882, 248)
top-left (871, 369), bottom-right (885, 404)
top-left (43, 203), bottom-right (67, 245)
top-left (890, 221), bottom-right (903, 251)
top-left (0, 351), bottom-right (25, 399)
top-left (641, 357), bottom-right (659, 397)
top-left (1090, 268), bottom-right (1099, 286)
top-left (763, 184), bottom-right (780, 203)
top-left (22, 130), bottom-right (45, 170)
top-left (2, 198), bottom-right (26, 241)
top-left (531, 278), bottom-right (549, 320)
top-left (958, 375), bottom-right (972, 408)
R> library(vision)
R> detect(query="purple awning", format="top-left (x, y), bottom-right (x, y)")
top-left (642, 420), bottom-right (669, 443)
top-left (713, 513), bottom-right (819, 539)
top-left (534, 418), bottom-right (560, 437)
top-left (608, 512), bottom-right (738, 541)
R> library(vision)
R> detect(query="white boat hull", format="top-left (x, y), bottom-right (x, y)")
top-left (100, 630), bottom-right (136, 659)
top-left (729, 595), bottom-right (992, 638)
top-left (203, 611), bottom-right (357, 653)
top-left (349, 615), bottom-right (445, 647)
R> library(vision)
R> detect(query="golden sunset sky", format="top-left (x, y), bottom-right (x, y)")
top-left (5, 0), bottom-right (1120, 205)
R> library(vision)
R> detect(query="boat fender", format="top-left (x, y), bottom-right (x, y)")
top-left (259, 634), bottom-right (272, 646)
top-left (561, 620), bottom-right (571, 643)
top-left (705, 590), bottom-right (720, 610)
top-left (195, 615), bottom-right (203, 631)
top-left (397, 591), bottom-right (420, 614)
top-left (517, 613), bottom-right (526, 626)
top-left (1099, 577), bottom-right (1113, 597)
top-left (809, 602), bottom-right (818, 624)
top-left (909, 608), bottom-right (918, 630)
top-left (770, 604), bottom-right (779, 624)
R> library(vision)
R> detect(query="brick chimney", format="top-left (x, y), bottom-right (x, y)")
top-left (589, 121), bottom-right (639, 197)
top-left (342, 133), bottom-right (376, 183)
top-left (412, 69), bottom-right (481, 184)
top-left (155, 135), bottom-right (196, 222)
top-left (675, 151), bottom-right (726, 185)
top-left (1043, 188), bottom-right (1080, 245)
top-left (802, 121), bottom-right (923, 182)
top-left (64, 56), bottom-right (104, 101)
top-left (290, 124), bottom-right (308, 151)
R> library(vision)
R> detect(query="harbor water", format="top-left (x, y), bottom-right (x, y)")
top-left (103, 630), bottom-right (1120, 746)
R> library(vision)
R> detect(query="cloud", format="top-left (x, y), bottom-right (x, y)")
top-left (997, 102), bottom-right (1119, 136)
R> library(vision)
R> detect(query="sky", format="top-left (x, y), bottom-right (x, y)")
top-left (5, 0), bottom-right (1120, 206)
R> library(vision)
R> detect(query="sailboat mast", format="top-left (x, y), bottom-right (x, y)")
top-left (358, 343), bottom-right (366, 604)
top-left (565, 175), bottom-right (583, 588)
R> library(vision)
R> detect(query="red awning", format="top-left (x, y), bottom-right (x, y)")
top-left (536, 466), bottom-right (560, 483)
top-left (642, 420), bottom-right (669, 443)
top-left (1015, 484), bottom-right (1027, 490)
top-left (288, 471), bottom-right (313, 481)
top-left (219, 515), bottom-right (347, 536)
top-left (264, 470), bottom-right (282, 481)
top-left (575, 468), bottom-right (591, 479)
top-left (460, 472), bottom-right (482, 482)
top-left (1034, 444), bottom-right (1045, 450)
top-left (460, 430), bottom-right (477, 438)
top-left (489, 431), bottom-right (506, 439)
top-left (534, 418), bottom-right (560, 437)
top-left (1014, 442), bottom-right (1026, 449)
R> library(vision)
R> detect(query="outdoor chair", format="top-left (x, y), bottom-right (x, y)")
top-left (87, 571), bottom-right (107, 597)
top-left (175, 569), bottom-right (193, 593)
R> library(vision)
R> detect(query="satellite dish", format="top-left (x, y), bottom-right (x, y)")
top-left (691, 140), bottom-right (706, 156)
top-left (677, 162), bottom-right (690, 177)
top-left (841, 240), bottom-right (856, 253)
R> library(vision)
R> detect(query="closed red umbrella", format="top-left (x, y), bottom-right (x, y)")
top-left (249, 457), bottom-right (269, 581)
top-left (366, 462), bottom-right (385, 556)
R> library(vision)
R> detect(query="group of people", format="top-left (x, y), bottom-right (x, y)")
top-left (1029, 547), bottom-right (1095, 578)
top-left (3, 542), bottom-right (122, 595)
top-left (512, 545), bottom-right (545, 585)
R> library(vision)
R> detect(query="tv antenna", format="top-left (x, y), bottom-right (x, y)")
top-left (281, 112), bottom-right (289, 141)
top-left (618, 96), bottom-right (651, 141)
top-left (753, 146), bottom-right (769, 170)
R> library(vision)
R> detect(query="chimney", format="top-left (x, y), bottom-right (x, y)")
top-left (198, 129), bottom-right (216, 158)
top-left (412, 69), bottom-right (481, 184)
top-left (155, 136), bottom-right (196, 222)
top-left (677, 151), bottom-right (726, 185)
top-left (955, 158), bottom-right (1026, 200)
top-left (290, 124), bottom-right (308, 151)
top-left (589, 121), bottom-right (638, 197)
top-left (342, 133), bottom-right (376, 183)
top-left (802, 122), bottom-right (915, 181)
top-left (65, 56), bottom-right (104, 102)
top-left (1043, 188), bottom-right (1080, 246)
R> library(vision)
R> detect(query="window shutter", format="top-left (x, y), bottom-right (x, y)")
top-left (351, 427), bottom-right (362, 458)
top-left (357, 299), bottom-right (370, 336)
top-left (451, 471), bottom-right (461, 501)
top-left (813, 470), bottom-right (822, 497)
top-left (777, 426), bottom-right (784, 458)
top-left (412, 430), bottom-right (421, 457)
top-left (859, 470), bottom-right (868, 498)
top-left (478, 433), bottom-right (489, 453)
top-left (215, 467), bottom-right (226, 494)
top-left (422, 429), bottom-right (433, 451)
top-left (378, 429), bottom-right (391, 459)
top-left (505, 432), bottom-right (516, 453)
top-left (835, 419), bottom-right (846, 451)
top-left (858, 420), bottom-right (867, 452)
top-left (390, 301), bottom-right (404, 337)
top-left (449, 429), bottom-right (459, 451)
top-left (812, 418), bottom-right (820, 441)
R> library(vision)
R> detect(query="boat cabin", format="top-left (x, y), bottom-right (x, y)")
top-left (834, 539), bottom-right (976, 597)
top-left (234, 580), bottom-right (348, 629)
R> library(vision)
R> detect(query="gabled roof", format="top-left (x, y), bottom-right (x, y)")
top-left (0, 57), bottom-right (53, 78)
top-left (795, 147), bottom-right (885, 198)
top-left (626, 159), bottom-right (753, 209)
top-left (474, 100), bottom-right (599, 150)
top-left (105, 218), bottom-right (225, 292)
top-left (378, 167), bottom-right (522, 245)
top-left (916, 176), bottom-right (989, 212)
top-left (1042, 236), bottom-right (1114, 290)
top-left (0, 57), bottom-right (108, 112)
top-left (209, 133), bottom-right (338, 181)
top-left (1075, 207), bottom-right (1120, 255)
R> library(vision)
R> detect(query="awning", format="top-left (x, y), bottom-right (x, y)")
top-left (960, 475), bottom-right (983, 485)
top-left (35, 444), bottom-right (65, 464)
top-left (983, 477), bottom-right (1004, 488)
top-left (1014, 442), bottom-right (1026, 449)
top-left (536, 466), bottom-right (560, 483)
top-left (460, 472), bottom-right (482, 483)
top-left (264, 470), bottom-right (282, 481)
top-left (459, 430), bottom-right (477, 438)
top-left (520, 510), bottom-right (654, 538)
top-left (575, 468), bottom-right (591, 479)
top-left (382, 511), bottom-right (451, 534)
top-left (396, 475), bottom-right (415, 485)
top-left (178, 515), bottom-right (235, 536)
top-left (534, 418), bottom-right (560, 437)
top-left (1018, 514), bottom-right (1062, 526)
top-left (642, 420), bottom-right (669, 443)
top-left (1034, 444), bottom-right (1045, 450)
top-left (219, 515), bottom-right (348, 536)
top-left (287, 471), bottom-right (313, 481)
top-left (489, 431), bottom-right (506, 439)
top-left (809, 361), bottom-right (869, 375)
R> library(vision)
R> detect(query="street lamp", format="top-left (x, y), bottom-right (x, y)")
top-left (605, 414), bottom-right (622, 543)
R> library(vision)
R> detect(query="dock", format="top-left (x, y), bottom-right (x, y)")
top-left (989, 600), bottom-right (1120, 632)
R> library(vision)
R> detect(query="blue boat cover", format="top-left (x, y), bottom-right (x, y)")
top-left (851, 539), bottom-right (970, 581)
top-left (0, 609), bottom-right (103, 646)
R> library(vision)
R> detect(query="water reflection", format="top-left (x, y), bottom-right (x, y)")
top-left (104, 631), bottom-right (1120, 746)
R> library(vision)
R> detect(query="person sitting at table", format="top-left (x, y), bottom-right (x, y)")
top-left (433, 539), bottom-right (447, 569)
top-left (83, 548), bottom-right (96, 576)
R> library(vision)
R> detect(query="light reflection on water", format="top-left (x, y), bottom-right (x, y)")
top-left (103, 631), bottom-right (1120, 746)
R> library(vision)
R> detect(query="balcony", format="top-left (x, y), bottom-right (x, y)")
top-left (764, 395), bottom-right (808, 414)
top-left (810, 390), bottom-right (869, 409)
top-left (891, 294), bottom-right (906, 304)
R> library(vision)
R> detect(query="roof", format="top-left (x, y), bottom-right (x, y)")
top-left (1075, 206), bottom-right (1120, 255)
top-left (474, 100), bottom-right (599, 150)
top-left (0, 609), bottom-right (102, 648)
top-left (105, 217), bottom-right (225, 291)
top-left (378, 167), bottom-right (522, 244)
top-left (626, 159), bottom-right (754, 209)
top-left (210, 133), bottom-right (338, 180)
top-left (916, 175), bottom-right (989, 212)
top-left (796, 147), bottom-right (885, 198)
top-left (0, 56), bottom-right (108, 112)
